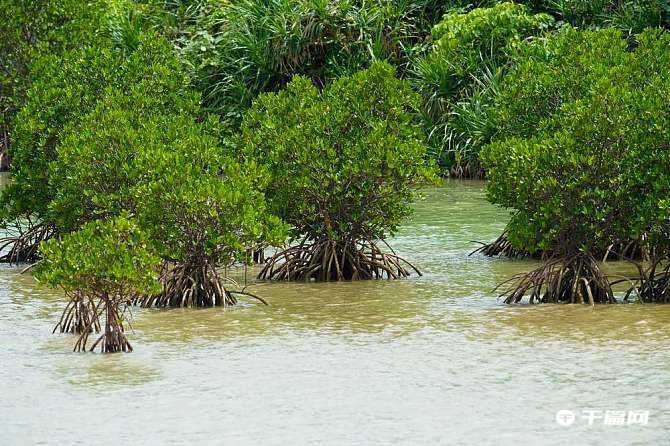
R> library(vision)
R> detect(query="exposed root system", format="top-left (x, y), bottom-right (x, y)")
top-left (470, 231), bottom-right (535, 259)
top-left (0, 222), bottom-right (55, 264)
top-left (61, 292), bottom-right (133, 353)
top-left (599, 240), bottom-right (649, 262)
top-left (473, 230), bottom-right (647, 262)
top-left (137, 261), bottom-right (235, 308)
top-left (618, 257), bottom-right (670, 303)
top-left (449, 161), bottom-right (485, 180)
top-left (53, 291), bottom-right (100, 335)
top-left (88, 296), bottom-right (133, 353)
top-left (258, 237), bottom-right (421, 281)
top-left (496, 253), bottom-right (615, 305)
top-left (136, 261), bottom-right (268, 308)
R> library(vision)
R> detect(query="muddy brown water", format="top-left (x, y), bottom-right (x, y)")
top-left (0, 181), bottom-right (668, 445)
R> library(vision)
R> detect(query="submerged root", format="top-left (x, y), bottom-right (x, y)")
top-left (496, 253), bottom-right (615, 305)
top-left (258, 237), bottom-right (421, 281)
top-left (88, 297), bottom-right (132, 353)
top-left (64, 293), bottom-right (132, 353)
top-left (53, 291), bottom-right (100, 335)
top-left (470, 231), bottom-right (535, 259)
top-left (0, 222), bottom-right (55, 264)
top-left (136, 261), bottom-right (256, 308)
top-left (619, 257), bottom-right (670, 303)
top-left (473, 230), bottom-right (647, 262)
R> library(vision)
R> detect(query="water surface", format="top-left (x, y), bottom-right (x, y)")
top-left (1, 181), bottom-right (668, 445)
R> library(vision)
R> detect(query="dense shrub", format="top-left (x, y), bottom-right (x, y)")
top-left (527, 0), bottom-right (668, 32)
top-left (50, 81), bottom-right (285, 307)
top-left (239, 62), bottom-right (434, 281)
top-left (131, 116), bottom-right (286, 307)
top-left (177, 0), bottom-right (467, 128)
top-left (36, 216), bottom-right (160, 298)
top-left (0, 0), bottom-right (107, 168)
top-left (485, 28), bottom-right (670, 254)
top-left (0, 33), bottom-right (192, 261)
top-left (136, 155), bottom-right (286, 306)
top-left (4, 45), bottom-right (122, 223)
top-left (413, 2), bottom-right (554, 176)
top-left (481, 28), bottom-right (670, 303)
top-left (488, 27), bottom-right (631, 142)
top-left (47, 39), bottom-right (198, 233)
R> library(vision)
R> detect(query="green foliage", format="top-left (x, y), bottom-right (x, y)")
top-left (179, 0), bottom-right (458, 128)
top-left (3, 33), bottom-right (193, 225)
top-left (533, 0), bottom-right (668, 32)
top-left (429, 1), bottom-right (554, 54)
top-left (131, 0), bottom-right (219, 40)
top-left (132, 118), bottom-right (286, 267)
top-left (35, 215), bottom-right (161, 297)
top-left (50, 82), bottom-right (284, 270)
top-left (4, 45), bottom-right (122, 222)
top-left (105, 0), bottom-right (213, 54)
top-left (413, 2), bottom-right (554, 174)
top-left (482, 28), bottom-right (670, 255)
top-left (22, 19), bottom-right (285, 304)
top-left (489, 27), bottom-right (631, 142)
top-left (240, 62), bottom-right (434, 243)
top-left (0, 0), bottom-right (107, 135)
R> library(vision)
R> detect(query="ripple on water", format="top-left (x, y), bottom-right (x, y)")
top-left (0, 180), bottom-right (669, 446)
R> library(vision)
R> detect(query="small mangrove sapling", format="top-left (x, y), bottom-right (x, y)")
top-left (34, 216), bottom-right (161, 353)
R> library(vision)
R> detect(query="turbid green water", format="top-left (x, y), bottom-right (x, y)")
top-left (1, 181), bottom-right (669, 445)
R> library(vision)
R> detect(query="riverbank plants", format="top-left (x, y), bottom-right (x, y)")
top-left (178, 0), bottom-right (450, 128)
top-left (47, 65), bottom-right (285, 307)
top-left (132, 134), bottom-right (286, 307)
top-left (0, 32), bottom-right (195, 263)
top-left (0, 0), bottom-right (107, 171)
top-left (4, 0), bottom-right (670, 359)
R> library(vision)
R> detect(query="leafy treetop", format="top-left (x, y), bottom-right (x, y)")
top-left (3, 32), bottom-right (195, 226)
top-left (239, 61), bottom-right (435, 243)
top-left (35, 215), bottom-right (161, 297)
top-left (50, 84), bottom-right (286, 268)
top-left (482, 28), bottom-right (670, 255)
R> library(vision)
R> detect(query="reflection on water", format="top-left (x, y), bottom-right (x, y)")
top-left (0, 180), bottom-right (669, 445)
